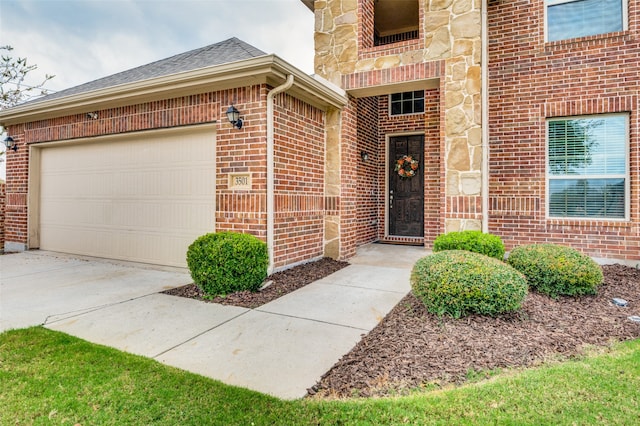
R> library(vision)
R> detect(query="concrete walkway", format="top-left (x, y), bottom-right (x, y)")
top-left (2, 244), bottom-right (427, 400)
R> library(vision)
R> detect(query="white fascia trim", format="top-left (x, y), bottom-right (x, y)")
top-left (0, 55), bottom-right (347, 126)
top-left (270, 56), bottom-right (348, 108)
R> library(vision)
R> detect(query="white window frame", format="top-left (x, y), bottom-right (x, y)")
top-left (546, 113), bottom-right (630, 221)
top-left (544, 0), bottom-right (628, 42)
top-left (388, 91), bottom-right (425, 116)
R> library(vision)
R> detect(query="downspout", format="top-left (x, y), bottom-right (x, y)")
top-left (481, 0), bottom-right (490, 233)
top-left (266, 74), bottom-right (294, 274)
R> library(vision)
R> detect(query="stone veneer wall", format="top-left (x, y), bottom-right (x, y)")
top-left (323, 107), bottom-right (341, 259)
top-left (313, 0), bottom-right (483, 257)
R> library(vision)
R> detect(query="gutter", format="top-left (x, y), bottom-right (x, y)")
top-left (0, 55), bottom-right (346, 126)
top-left (481, 0), bottom-right (490, 233)
top-left (266, 74), bottom-right (295, 274)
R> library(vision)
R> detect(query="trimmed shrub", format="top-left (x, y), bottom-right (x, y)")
top-left (186, 231), bottom-right (268, 296)
top-left (433, 230), bottom-right (505, 260)
top-left (507, 244), bottom-right (603, 298)
top-left (411, 250), bottom-right (528, 318)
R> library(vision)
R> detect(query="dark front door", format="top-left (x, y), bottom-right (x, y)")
top-left (389, 135), bottom-right (424, 237)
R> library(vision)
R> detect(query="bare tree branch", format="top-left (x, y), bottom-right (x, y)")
top-left (1, 45), bottom-right (55, 109)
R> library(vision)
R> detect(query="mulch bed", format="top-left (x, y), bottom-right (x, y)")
top-left (163, 259), bottom-right (640, 399)
top-left (309, 264), bottom-right (640, 398)
top-left (162, 257), bottom-right (349, 309)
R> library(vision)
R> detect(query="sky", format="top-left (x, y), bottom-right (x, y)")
top-left (0, 0), bottom-right (316, 179)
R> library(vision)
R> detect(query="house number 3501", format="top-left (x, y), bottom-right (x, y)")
top-left (229, 173), bottom-right (251, 190)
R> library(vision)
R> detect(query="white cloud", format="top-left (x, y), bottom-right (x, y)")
top-left (0, 0), bottom-right (314, 89)
top-left (0, 0), bottom-right (315, 179)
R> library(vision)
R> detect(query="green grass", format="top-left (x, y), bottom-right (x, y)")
top-left (1, 328), bottom-right (639, 425)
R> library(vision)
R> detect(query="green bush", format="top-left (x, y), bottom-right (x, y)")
top-left (411, 250), bottom-right (528, 318)
top-left (507, 244), bottom-right (603, 298)
top-left (433, 230), bottom-right (505, 260)
top-left (186, 231), bottom-right (268, 296)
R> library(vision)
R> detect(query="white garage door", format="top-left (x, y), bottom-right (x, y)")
top-left (39, 127), bottom-right (216, 267)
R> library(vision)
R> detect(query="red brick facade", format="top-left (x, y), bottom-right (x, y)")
top-left (2, 1), bottom-right (639, 267)
top-left (488, 0), bottom-right (640, 261)
top-left (2, 131), bottom-right (28, 248)
top-left (272, 95), bottom-right (326, 267)
top-left (2, 84), bottom-right (328, 269)
top-left (0, 180), bottom-right (5, 250)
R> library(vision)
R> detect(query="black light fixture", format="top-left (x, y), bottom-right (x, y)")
top-left (226, 105), bottom-right (243, 129)
top-left (360, 151), bottom-right (369, 162)
top-left (3, 136), bottom-right (17, 152)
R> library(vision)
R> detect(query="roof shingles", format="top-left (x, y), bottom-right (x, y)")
top-left (33, 37), bottom-right (267, 103)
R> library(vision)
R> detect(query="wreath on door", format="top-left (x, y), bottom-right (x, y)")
top-left (394, 155), bottom-right (419, 178)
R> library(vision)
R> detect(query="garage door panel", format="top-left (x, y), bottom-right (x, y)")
top-left (39, 128), bottom-right (216, 267)
top-left (41, 226), bottom-right (194, 266)
top-left (42, 199), bottom-right (213, 229)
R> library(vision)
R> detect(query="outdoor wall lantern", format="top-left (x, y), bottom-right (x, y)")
top-left (360, 151), bottom-right (369, 162)
top-left (226, 105), bottom-right (243, 129)
top-left (3, 136), bottom-right (17, 152)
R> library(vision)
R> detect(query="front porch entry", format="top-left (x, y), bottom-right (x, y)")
top-left (388, 135), bottom-right (424, 238)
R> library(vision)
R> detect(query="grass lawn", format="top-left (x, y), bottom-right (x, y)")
top-left (1, 327), bottom-right (639, 425)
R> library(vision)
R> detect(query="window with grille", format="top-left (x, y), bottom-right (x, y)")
top-left (546, 0), bottom-right (627, 42)
top-left (389, 91), bottom-right (424, 116)
top-left (547, 114), bottom-right (628, 219)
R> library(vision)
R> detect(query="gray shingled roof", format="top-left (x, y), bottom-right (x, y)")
top-left (33, 37), bottom-right (267, 103)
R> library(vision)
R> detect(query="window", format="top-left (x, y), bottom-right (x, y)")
top-left (390, 91), bottom-right (424, 116)
top-left (374, 0), bottom-right (419, 46)
top-left (546, 0), bottom-right (627, 42)
top-left (547, 114), bottom-right (628, 219)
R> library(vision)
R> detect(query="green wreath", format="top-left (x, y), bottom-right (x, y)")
top-left (394, 155), bottom-right (419, 178)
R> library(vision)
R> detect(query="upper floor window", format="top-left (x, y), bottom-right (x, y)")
top-left (547, 114), bottom-right (628, 219)
top-left (390, 91), bottom-right (424, 116)
top-left (546, 0), bottom-right (627, 42)
top-left (374, 0), bottom-right (419, 46)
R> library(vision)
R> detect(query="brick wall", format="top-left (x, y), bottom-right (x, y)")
top-left (488, 0), bottom-right (640, 261)
top-left (215, 86), bottom-right (269, 240)
top-left (0, 180), bottom-right (5, 251)
top-left (2, 128), bottom-right (28, 250)
top-left (4, 84), bottom-right (330, 268)
top-left (355, 96), bottom-right (379, 246)
top-left (338, 97), bottom-right (360, 260)
top-left (272, 93), bottom-right (326, 268)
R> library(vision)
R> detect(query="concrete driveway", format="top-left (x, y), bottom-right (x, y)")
top-left (1, 244), bottom-right (427, 399)
top-left (0, 251), bottom-right (191, 332)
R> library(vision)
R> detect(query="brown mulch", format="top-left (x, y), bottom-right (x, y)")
top-left (162, 257), bottom-right (349, 309)
top-left (309, 264), bottom-right (640, 398)
top-left (163, 259), bottom-right (640, 399)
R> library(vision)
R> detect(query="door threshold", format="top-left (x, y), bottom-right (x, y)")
top-left (377, 239), bottom-right (424, 247)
